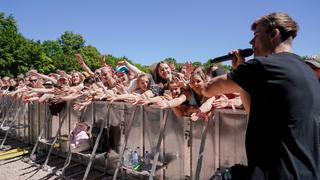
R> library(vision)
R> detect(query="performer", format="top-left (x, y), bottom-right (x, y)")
top-left (203, 12), bottom-right (320, 179)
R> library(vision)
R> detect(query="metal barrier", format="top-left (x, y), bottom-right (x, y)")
top-left (0, 98), bottom-right (248, 179)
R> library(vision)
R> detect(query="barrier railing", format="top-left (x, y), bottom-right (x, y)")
top-left (0, 97), bottom-right (248, 179)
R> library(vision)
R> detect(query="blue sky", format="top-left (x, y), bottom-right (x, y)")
top-left (1, 0), bottom-right (320, 65)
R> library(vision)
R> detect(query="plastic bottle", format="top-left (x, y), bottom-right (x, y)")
top-left (213, 168), bottom-right (222, 180)
top-left (144, 150), bottom-right (151, 170)
top-left (223, 168), bottom-right (232, 180)
top-left (136, 146), bottom-right (141, 163)
top-left (132, 151), bottom-right (139, 166)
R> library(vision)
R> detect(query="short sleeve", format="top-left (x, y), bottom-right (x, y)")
top-left (227, 59), bottom-right (262, 93)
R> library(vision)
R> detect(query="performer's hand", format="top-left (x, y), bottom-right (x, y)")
top-left (231, 49), bottom-right (245, 70)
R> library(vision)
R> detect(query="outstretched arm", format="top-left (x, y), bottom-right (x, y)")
top-left (75, 53), bottom-right (95, 76)
top-left (203, 74), bottom-right (242, 97)
top-left (117, 60), bottom-right (144, 75)
top-left (157, 94), bottom-right (187, 109)
top-left (30, 70), bottom-right (58, 85)
top-left (190, 96), bottom-right (216, 121)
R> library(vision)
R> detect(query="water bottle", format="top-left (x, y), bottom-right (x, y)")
top-left (214, 168), bottom-right (222, 180)
top-left (144, 150), bottom-right (151, 170)
top-left (132, 151), bottom-right (139, 166)
top-left (136, 146), bottom-right (141, 163)
top-left (223, 168), bottom-right (232, 180)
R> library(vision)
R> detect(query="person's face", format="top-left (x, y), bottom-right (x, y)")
top-left (29, 78), bottom-right (38, 87)
top-left (168, 63), bottom-right (176, 71)
top-left (116, 72), bottom-right (129, 85)
top-left (95, 70), bottom-right (102, 78)
top-left (105, 76), bottom-right (116, 88)
top-left (169, 83), bottom-right (181, 98)
top-left (158, 63), bottom-right (171, 79)
top-left (101, 69), bottom-right (112, 80)
top-left (250, 23), bottom-right (273, 57)
top-left (2, 79), bottom-right (9, 86)
top-left (57, 78), bottom-right (69, 87)
top-left (137, 76), bottom-right (150, 92)
top-left (17, 80), bottom-right (24, 87)
top-left (9, 79), bottom-right (17, 87)
top-left (72, 73), bottom-right (81, 84)
top-left (180, 66), bottom-right (187, 75)
top-left (190, 75), bottom-right (205, 91)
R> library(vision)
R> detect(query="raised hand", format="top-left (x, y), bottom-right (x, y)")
top-left (75, 53), bottom-right (85, 65)
top-left (117, 60), bottom-right (127, 66)
top-left (100, 55), bottom-right (107, 67)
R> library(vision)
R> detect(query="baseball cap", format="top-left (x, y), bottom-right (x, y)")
top-left (305, 55), bottom-right (320, 69)
top-left (115, 65), bottom-right (129, 74)
top-left (44, 81), bottom-right (54, 86)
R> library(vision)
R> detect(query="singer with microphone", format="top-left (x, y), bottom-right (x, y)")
top-left (202, 12), bottom-right (320, 179)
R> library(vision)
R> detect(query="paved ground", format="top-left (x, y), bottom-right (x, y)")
top-left (0, 136), bottom-right (108, 180)
top-left (0, 156), bottom-right (58, 180)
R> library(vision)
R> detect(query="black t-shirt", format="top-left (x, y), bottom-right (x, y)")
top-left (228, 52), bottom-right (320, 179)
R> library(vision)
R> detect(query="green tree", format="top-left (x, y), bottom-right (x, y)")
top-left (42, 40), bottom-right (63, 71)
top-left (59, 31), bottom-right (85, 54)
top-left (0, 12), bottom-right (20, 76)
top-left (163, 57), bottom-right (176, 64)
top-left (54, 31), bottom-right (86, 72)
top-left (79, 45), bottom-right (101, 71)
top-left (192, 61), bottom-right (202, 68)
top-left (0, 13), bottom-right (53, 76)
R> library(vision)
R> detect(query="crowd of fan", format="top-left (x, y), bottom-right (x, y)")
top-left (0, 54), bottom-right (244, 120)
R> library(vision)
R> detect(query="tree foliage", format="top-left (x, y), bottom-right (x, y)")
top-left (0, 12), bottom-right (235, 77)
top-left (0, 13), bottom-right (52, 76)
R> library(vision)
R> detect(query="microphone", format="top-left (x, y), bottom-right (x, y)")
top-left (210, 48), bottom-right (254, 63)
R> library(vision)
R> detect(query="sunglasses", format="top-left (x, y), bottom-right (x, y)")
top-left (30, 79), bottom-right (38, 82)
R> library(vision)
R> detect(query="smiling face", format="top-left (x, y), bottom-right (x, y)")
top-left (190, 74), bottom-right (205, 92)
top-left (116, 72), bottom-right (129, 85)
top-left (157, 63), bottom-right (172, 80)
top-left (137, 75), bottom-right (150, 92)
top-left (169, 82), bottom-right (181, 98)
top-left (72, 73), bottom-right (81, 85)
